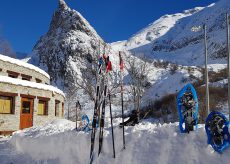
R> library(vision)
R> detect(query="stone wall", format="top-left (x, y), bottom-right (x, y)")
top-left (0, 82), bottom-right (65, 132)
top-left (0, 59), bottom-right (50, 84)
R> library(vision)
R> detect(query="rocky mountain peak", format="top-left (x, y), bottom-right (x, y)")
top-left (30, 0), bottom-right (103, 91)
top-left (48, 0), bottom-right (100, 40)
top-left (58, 0), bottom-right (68, 11)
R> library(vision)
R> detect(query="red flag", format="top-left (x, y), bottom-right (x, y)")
top-left (106, 61), bottom-right (112, 73)
top-left (119, 52), bottom-right (124, 71)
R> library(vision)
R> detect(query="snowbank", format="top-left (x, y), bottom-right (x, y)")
top-left (0, 54), bottom-right (50, 79)
top-left (13, 119), bottom-right (75, 138)
top-left (9, 119), bottom-right (230, 164)
top-left (0, 75), bottom-right (65, 97)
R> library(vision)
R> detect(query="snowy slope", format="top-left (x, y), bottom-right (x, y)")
top-left (111, 7), bottom-right (204, 51)
top-left (110, 0), bottom-right (230, 113)
top-left (114, 0), bottom-right (229, 110)
top-left (112, 0), bottom-right (230, 66)
top-left (2, 119), bottom-right (229, 164)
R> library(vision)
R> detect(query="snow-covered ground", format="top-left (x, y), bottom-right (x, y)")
top-left (0, 119), bottom-right (230, 164)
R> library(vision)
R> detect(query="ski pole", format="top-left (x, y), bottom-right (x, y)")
top-left (119, 51), bottom-right (125, 150)
top-left (76, 102), bottom-right (78, 130)
top-left (109, 88), bottom-right (116, 158)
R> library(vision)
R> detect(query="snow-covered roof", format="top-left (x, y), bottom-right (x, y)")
top-left (0, 76), bottom-right (64, 97)
top-left (0, 54), bottom-right (50, 79)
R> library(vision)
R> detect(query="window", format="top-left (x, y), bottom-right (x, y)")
top-left (0, 96), bottom-right (13, 114)
top-left (55, 100), bottom-right (60, 116)
top-left (7, 71), bottom-right (19, 78)
top-left (22, 77), bottom-right (30, 81)
top-left (22, 101), bottom-right (31, 114)
top-left (21, 74), bottom-right (32, 81)
top-left (35, 78), bottom-right (42, 83)
top-left (38, 100), bottom-right (48, 115)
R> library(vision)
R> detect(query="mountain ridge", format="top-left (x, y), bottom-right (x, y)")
top-left (111, 0), bottom-right (229, 66)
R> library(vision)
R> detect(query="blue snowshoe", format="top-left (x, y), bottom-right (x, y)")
top-left (205, 111), bottom-right (230, 153)
top-left (79, 114), bottom-right (91, 132)
top-left (177, 83), bottom-right (199, 133)
top-left (78, 114), bottom-right (99, 132)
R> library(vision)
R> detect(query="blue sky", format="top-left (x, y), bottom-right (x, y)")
top-left (0, 0), bottom-right (217, 53)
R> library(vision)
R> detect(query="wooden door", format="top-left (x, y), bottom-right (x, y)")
top-left (20, 97), bottom-right (33, 129)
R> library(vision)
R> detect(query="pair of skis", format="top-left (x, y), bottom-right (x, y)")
top-left (98, 72), bottom-right (115, 158)
top-left (89, 73), bottom-right (102, 164)
top-left (89, 49), bottom-right (115, 163)
top-left (98, 77), bottom-right (108, 156)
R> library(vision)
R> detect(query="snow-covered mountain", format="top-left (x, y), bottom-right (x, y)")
top-left (30, 0), bottom-right (104, 88)
top-left (111, 7), bottom-right (204, 51)
top-left (112, 0), bottom-right (229, 66)
top-left (28, 0), bottom-right (124, 116)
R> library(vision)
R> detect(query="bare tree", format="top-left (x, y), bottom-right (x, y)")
top-left (125, 53), bottom-right (150, 119)
top-left (76, 64), bottom-right (97, 102)
top-left (65, 83), bottom-right (80, 120)
top-left (72, 42), bottom-right (120, 108)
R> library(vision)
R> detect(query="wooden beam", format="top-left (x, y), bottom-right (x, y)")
top-left (6, 70), bottom-right (20, 77)
top-left (20, 94), bottom-right (36, 99)
top-left (37, 96), bottom-right (50, 101)
top-left (21, 74), bottom-right (32, 80)
top-left (0, 131), bottom-right (15, 136)
top-left (0, 91), bottom-right (18, 97)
